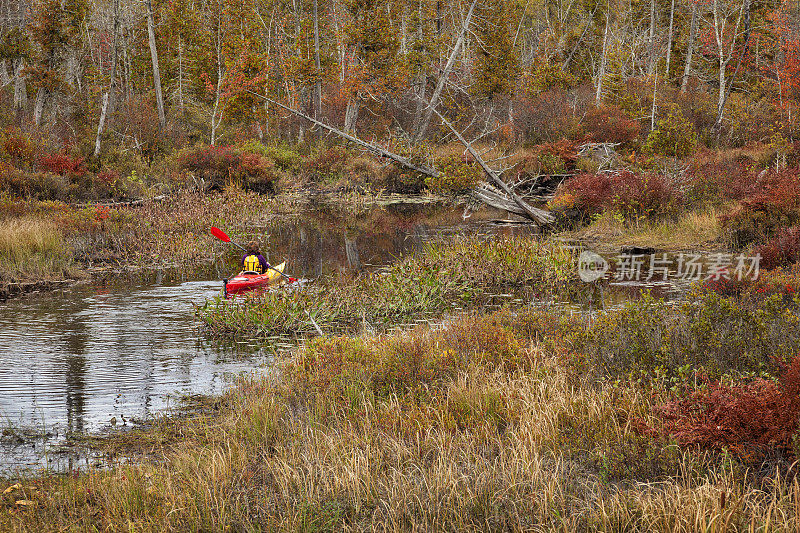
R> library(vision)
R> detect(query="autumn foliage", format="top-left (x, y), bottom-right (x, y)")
top-left (554, 170), bottom-right (677, 220)
top-left (753, 227), bottom-right (800, 270)
top-left (651, 355), bottom-right (800, 459)
top-left (177, 144), bottom-right (279, 192)
top-left (721, 168), bottom-right (800, 246)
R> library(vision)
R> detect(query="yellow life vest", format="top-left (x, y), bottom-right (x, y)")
top-left (243, 254), bottom-right (263, 274)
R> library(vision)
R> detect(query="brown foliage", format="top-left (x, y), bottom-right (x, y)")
top-left (582, 105), bottom-right (641, 146)
top-left (511, 88), bottom-right (584, 144)
top-left (557, 170), bottom-right (678, 220)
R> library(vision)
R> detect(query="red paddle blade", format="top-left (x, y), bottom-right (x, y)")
top-left (210, 226), bottom-right (231, 243)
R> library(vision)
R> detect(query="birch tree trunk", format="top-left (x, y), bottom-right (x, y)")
top-left (13, 60), bottom-right (27, 109)
top-left (210, 44), bottom-right (224, 145)
top-left (410, 0), bottom-right (427, 135)
top-left (665, 0), bottom-right (675, 79)
top-left (596, 9), bottom-right (610, 105)
top-left (146, 0), bottom-right (166, 130)
top-left (681, 0), bottom-right (699, 92)
top-left (33, 88), bottom-right (45, 126)
top-left (714, 0), bottom-right (750, 131)
top-left (312, 0), bottom-right (322, 120)
top-left (344, 99), bottom-right (359, 134)
top-left (94, 0), bottom-right (120, 157)
top-left (0, 60), bottom-right (9, 86)
top-left (178, 37), bottom-right (185, 112)
top-left (647, 0), bottom-right (656, 76)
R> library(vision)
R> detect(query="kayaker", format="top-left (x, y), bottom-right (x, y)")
top-left (242, 240), bottom-right (271, 274)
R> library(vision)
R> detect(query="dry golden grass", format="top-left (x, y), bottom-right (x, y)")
top-left (0, 217), bottom-right (74, 283)
top-left (609, 206), bottom-right (727, 250)
top-left (573, 205), bottom-right (728, 251)
top-left (2, 311), bottom-right (798, 531)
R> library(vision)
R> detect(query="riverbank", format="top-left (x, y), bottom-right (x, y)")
top-left (3, 278), bottom-right (799, 530)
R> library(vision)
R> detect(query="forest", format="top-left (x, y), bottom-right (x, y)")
top-left (0, 0), bottom-right (797, 182)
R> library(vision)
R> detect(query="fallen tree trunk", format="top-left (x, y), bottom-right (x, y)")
top-left (248, 92), bottom-right (554, 225)
top-left (474, 184), bottom-right (526, 215)
top-left (248, 92), bottom-right (438, 178)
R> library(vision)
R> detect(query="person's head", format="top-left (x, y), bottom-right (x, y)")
top-left (246, 240), bottom-right (259, 254)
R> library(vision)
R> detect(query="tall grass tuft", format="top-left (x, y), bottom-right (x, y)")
top-left (0, 217), bottom-right (74, 283)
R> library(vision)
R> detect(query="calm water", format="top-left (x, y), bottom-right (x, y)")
top-left (0, 203), bottom-right (530, 473)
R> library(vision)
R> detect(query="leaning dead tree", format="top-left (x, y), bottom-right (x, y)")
top-left (248, 92), bottom-right (554, 225)
top-left (249, 93), bottom-right (439, 175)
top-left (430, 109), bottom-right (554, 225)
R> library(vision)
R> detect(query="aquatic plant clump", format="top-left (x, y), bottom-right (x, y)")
top-left (197, 235), bottom-right (577, 337)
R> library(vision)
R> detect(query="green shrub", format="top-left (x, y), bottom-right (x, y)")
top-left (240, 140), bottom-right (303, 173)
top-left (568, 290), bottom-right (800, 381)
top-left (643, 106), bottom-right (698, 158)
top-left (426, 155), bottom-right (482, 193)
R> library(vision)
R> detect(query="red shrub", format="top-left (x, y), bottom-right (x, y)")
top-left (0, 127), bottom-right (35, 168)
top-left (686, 158), bottom-right (755, 203)
top-left (38, 152), bottom-right (87, 177)
top-left (559, 170), bottom-right (677, 220)
top-left (651, 355), bottom-right (800, 459)
top-left (582, 105), bottom-right (641, 146)
top-left (537, 139), bottom-right (579, 170)
top-left (753, 227), bottom-right (800, 270)
top-left (700, 277), bottom-right (751, 297)
top-left (721, 168), bottom-right (800, 246)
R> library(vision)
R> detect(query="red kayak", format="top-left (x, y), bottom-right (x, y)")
top-left (224, 261), bottom-right (288, 297)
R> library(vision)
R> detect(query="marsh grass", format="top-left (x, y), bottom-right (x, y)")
top-left (575, 205), bottom-right (726, 251)
top-left (197, 234), bottom-right (578, 338)
top-left (610, 206), bottom-right (726, 250)
top-left (3, 308), bottom-right (799, 531)
top-left (0, 217), bottom-right (74, 283)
